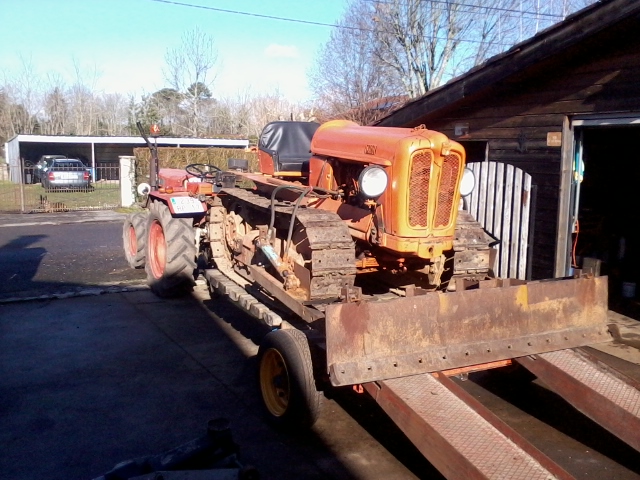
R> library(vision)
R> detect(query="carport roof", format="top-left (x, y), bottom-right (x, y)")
top-left (8, 134), bottom-right (249, 148)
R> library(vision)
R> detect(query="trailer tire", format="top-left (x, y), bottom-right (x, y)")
top-left (123, 212), bottom-right (147, 269)
top-left (258, 329), bottom-right (321, 430)
top-left (145, 200), bottom-right (197, 298)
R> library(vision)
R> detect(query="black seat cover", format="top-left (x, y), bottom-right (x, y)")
top-left (259, 121), bottom-right (320, 174)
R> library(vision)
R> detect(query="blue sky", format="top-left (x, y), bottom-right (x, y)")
top-left (0, 0), bottom-right (348, 102)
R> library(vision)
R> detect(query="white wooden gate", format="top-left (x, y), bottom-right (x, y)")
top-left (466, 162), bottom-right (533, 280)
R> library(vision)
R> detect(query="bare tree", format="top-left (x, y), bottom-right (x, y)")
top-left (0, 87), bottom-right (15, 144)
top-left (42, 74), bottom-right (69, 135)
top-left (315, 0), bottom-right (598, 101)
top-left (195, 88), bottom-right (315, 139)
top-left (244, 90), bottom-right (315, 137)
top-left (164, 27), bottom-right (219, 136)
top-left (97, 93), bottom-right (129, 135)
top-left (372, 0), bottom-right (493, 96)
top-left (310, 1), bottom-right (404, 124)
top-left (7, 57), bottom-right (42, 134)
top-left (67, 59), bottom-right (102, 135)
top-left (43, 86), bottom-right (68, 135)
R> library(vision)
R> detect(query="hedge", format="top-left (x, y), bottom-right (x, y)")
top-left (133, 147), bottom-right (258, 184)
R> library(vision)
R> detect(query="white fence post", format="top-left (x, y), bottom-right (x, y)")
top-left (119, 156), bottom-right (136, 207)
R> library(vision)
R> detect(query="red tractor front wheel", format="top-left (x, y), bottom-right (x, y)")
top-left (145, 200), bottom-right (197, 297)
top-left (123, 212), bottom-right (147, 269)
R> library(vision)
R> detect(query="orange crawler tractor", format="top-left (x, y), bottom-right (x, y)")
top-left (123, 120), bottom-right (630, 477)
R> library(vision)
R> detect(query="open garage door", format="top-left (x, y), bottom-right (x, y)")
top-left (570, 116), bottom-right (640, 313)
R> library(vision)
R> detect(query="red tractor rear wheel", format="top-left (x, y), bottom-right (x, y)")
top-left (145, 200), bottom-right (197, 297)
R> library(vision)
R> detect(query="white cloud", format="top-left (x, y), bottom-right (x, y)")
top-left (264, 44), bottom-right (299, 59)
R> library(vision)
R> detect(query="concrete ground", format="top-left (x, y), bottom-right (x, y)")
top-left (2, 280), bottom-right (640, 480)
top-left (1, 280), bottom-right (435, 480)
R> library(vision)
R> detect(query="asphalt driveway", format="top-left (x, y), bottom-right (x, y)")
top-left (0, 282), bottom-right (427, 480)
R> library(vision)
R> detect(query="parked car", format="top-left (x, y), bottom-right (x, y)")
top-left (41, 158), bottom-right (92, 191)
top-left (32, 155), bottom-right (67, 184)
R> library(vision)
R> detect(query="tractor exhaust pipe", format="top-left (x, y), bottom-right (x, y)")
top-left (136, 121), bottom-right (160, 192)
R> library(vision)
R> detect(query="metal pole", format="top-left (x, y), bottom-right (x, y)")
top-left (19, 158), bottom-right (26, 213)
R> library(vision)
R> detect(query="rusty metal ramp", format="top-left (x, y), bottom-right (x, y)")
top-left (327, 276), bottom-right (610, 386)
top-left (517, 347), bottom-right (640, 452)
top-left (364, 372), bottom-right (574, 480)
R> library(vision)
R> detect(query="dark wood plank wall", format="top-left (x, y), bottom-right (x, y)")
top-left (95, 144), bottom-right (134, 166)
top-left (402, 31), bottom-right (640, 279)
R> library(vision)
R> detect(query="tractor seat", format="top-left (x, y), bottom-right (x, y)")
top-left (258, 121), bottom-right (320, 175)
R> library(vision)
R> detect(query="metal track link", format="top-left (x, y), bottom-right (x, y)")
top-left (365, 373), bottom-right (573, 480)
top-left (517, 347), bottom-right (640, 452)
top-left (204, 268), bottom-right (283, 328)
top-left (220, 188), bottom-right (356, 300)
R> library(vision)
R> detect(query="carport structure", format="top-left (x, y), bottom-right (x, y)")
top-left (1, 134), bottom-right (249, 213)
top-left (5, 134), bottom-right (249, 183)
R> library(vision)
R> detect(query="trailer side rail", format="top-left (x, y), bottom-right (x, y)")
top-left (517, 347), bottom-right (640, 452)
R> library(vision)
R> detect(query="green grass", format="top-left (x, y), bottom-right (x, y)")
top-left (0, 181), bottom-right (121, 213)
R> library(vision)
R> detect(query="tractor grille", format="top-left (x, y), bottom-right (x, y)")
top-left (435, 153), bottom-right (461, 228)
top-left (408, 151), bottom-right (433, 227)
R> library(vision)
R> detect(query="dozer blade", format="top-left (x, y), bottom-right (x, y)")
top-left (325, 276), bottom-right (610, 386)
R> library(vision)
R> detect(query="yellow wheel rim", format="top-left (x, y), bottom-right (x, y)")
top-left (260, 348), bottom-right (290, 417)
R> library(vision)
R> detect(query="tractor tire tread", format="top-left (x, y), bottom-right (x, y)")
top-left (145, 201), bottom-right (197, 297)
top-left (123, 212), bottom-right (147, 269)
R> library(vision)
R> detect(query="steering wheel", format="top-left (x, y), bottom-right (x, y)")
top-left (185, 163), bottom-right (222, 180)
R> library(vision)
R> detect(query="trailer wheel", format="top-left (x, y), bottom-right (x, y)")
top-left (258, 329), bottom-right (321, 429)
top-left (123, 212), bottom-right (147, 269)
top-left (145, 200), bottom-right (197, 297)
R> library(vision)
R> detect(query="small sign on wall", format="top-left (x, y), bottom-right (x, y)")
top-left (454, 123), bottom-right (469, 137)
top-left (547, 132), bottom-right (562, 147)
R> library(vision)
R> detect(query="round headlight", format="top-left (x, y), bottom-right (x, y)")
top-left (459, 168), bottom-right (475, 197)
top-left (359, 166), bottom-right (388, 198)
top-left (137, 182), bottom-right (151, 196)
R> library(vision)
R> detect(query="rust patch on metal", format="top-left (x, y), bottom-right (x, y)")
top-left (326, 276), bottom-right (609, 386)
top-left (438, 359), bottom-right (513, 378)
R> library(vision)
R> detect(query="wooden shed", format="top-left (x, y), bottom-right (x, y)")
top-left (377, 0), bottom-right (640, 295)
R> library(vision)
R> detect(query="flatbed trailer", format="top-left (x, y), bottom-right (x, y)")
top-left (365, 347), bottom-right (640, 479)
top-left (204, 267), bottom-right (640, 479)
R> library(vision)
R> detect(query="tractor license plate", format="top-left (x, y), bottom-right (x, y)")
top-left (170, 196), bottom-right (205, 214)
